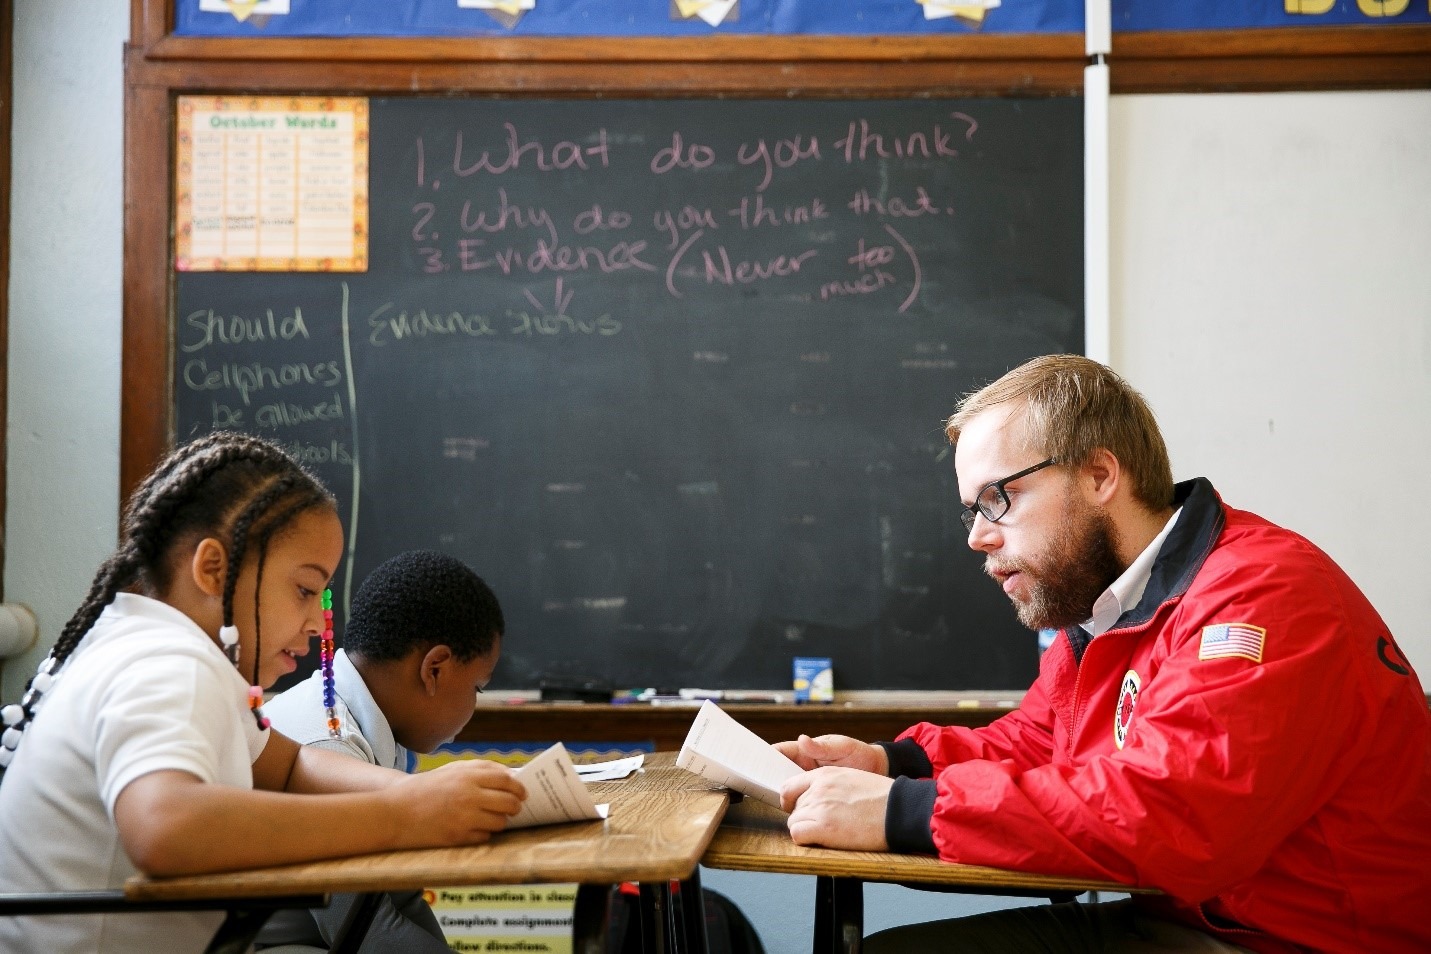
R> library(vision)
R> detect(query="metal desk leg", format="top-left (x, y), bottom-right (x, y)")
top-left (812, 876), bottom-right (863, 954)
top-left (200, 897), bottom-right (327, 954)
top-left (329, 891), bottom-right (385, 954)
top-left (573, 883), bottom-right (614, 954)
top-left (676, 869), bottom-right (709, 954)
top-left (638, 880), bottom-right (673, 954)
top-left (203, 907), bottom-right (277, 954)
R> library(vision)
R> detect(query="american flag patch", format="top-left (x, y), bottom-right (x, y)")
top-left (1199, 623), bottom-right (1266, 663)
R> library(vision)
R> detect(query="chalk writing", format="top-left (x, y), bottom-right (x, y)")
top-left (368, 303), bottom-right (497, 346)
top-left (833, 112), bottom-right (977, 162)
top-left (449, 125), bottom-right (611, 177)
top-left (182, 357), bottom-right (341, 405)
top-left (572, 204), bottom-right (632, 234)
top-left (460, 190), bottom-right (559, 246)
top-left (654, 206), bottom-right (719, 249)
top-left (254, 392), bottom-right (345, 429)
top-left (280, 438), bottom-right (354, 467)
top-left (453, 237), bottom-right (656, 275)
top-left (848, 186), bottom-right (946, 217)
top-left (442, 437), bottom-right (490, 461)
top-left (702, 245), bottom-right (819, 286)
top-left (737, 134), bottom-right (822, 192)
top-left (650, 132), bottom-right (715, 174)
top-left (726, 195), bottom-right (829, 230)
top-left (509, 310), bottom-right (622, 338)
top-left (182, 308), bottom-right (311, 352)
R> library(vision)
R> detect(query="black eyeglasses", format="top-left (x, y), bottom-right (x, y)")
top-left (960, 458), bottom-right (1057, 533)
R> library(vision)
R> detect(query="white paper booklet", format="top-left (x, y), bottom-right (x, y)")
top-left (506, 742), bottom-right (610, 829)
top-left (573, 753), bottom-right (645, 782)
top-left (676, 700), bottom-right (802, 810)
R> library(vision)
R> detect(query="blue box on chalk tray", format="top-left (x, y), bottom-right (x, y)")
top-left (792, 656), bottom-right (834, 704)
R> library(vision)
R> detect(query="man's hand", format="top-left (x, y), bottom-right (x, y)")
top-left (780, 766), bottom-right (894, 851)
top-left (773, 734), bottom-right (889, 774)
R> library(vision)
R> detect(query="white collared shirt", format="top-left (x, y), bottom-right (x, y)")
top-left (0, 593), bottom-right (269, 953)
top-left (1082, 507), bottom-right (1183, 638)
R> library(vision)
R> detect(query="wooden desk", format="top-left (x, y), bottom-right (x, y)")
top-left (127, 756), bottom-right (728, 954)
top-left (703, 798), bottom-right (1154, 954)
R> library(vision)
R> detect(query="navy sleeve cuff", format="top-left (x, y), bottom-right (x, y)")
top-left (884, 777), bottom-right (938, 855)
top-left (879, 739), bottom-right (933, 779)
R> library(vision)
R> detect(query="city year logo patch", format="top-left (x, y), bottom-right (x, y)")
top-left (1114, 669), bottom-right (1140, 750)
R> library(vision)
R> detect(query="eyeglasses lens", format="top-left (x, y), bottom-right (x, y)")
top-left (978, 485), bottom-right (1009, 523)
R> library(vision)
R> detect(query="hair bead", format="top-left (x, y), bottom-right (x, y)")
top-left (219, 624), bottom-right (241, 668)
top-left (320, 588), bottom-right (340, 739)
top-left (246, 683), bottom-right (270, 730)
top-left (0, 655), bottom-right (65, 767)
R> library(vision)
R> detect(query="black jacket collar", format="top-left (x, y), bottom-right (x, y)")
top-left (1116, 477), bottom-right (1225, 631)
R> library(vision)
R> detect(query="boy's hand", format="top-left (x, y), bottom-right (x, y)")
top-left (773, 735), bottom-right (888, 775)
top-left (393, 759), bottom-right (527, 846)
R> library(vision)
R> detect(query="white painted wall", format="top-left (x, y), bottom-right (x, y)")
top-left (4, 1), bottom-right (126, 700)
top-left (1112, 91), bottom-right (1431, 678)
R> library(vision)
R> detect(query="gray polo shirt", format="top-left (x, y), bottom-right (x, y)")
top-left (264, 648), bottom-right (408, 771)
top-left (257, 651), bottom-right (447, 952)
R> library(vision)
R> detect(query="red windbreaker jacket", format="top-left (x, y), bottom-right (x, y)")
top-left (884, 479), bottom-right (1431, 953)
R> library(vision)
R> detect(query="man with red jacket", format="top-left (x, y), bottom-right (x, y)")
top-left (777, 355), bottom-right (1431, 953)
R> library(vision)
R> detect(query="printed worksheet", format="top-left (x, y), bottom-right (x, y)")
top-left (676, 700), bottom-right (802, 809)
top-left (507, 743), bottom-right (610, 829)
top-left (573, 753), bottom-right (645, 782)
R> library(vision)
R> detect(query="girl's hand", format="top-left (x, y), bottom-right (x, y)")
top-left (389, 759), bottom-right (527, 846)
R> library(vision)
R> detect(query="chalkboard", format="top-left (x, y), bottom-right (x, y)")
top-left (174, 97), bottom-right (1082, 692)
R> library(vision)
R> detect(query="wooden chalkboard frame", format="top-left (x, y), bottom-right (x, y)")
top-left (122, 2), bottom-right (1431, 497)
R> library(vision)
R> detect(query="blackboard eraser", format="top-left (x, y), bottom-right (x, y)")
top-left (722, 691), bottom-right (786, 704)
top-left (538, 682), bottom-right (612, 703)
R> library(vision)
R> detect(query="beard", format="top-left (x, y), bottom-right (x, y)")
top-left (986, 498), bottom-right (1124, 631)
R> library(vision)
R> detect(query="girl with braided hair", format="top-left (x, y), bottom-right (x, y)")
top-left (0, 432), bottom-right (526, 954)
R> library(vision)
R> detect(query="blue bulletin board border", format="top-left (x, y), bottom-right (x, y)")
top-left (1118, 2), bottom-right (1431, 31)
top-left (176, 1), bottom-right (1431, 38)
top-left (177, 0), bottom-right (1082, 37)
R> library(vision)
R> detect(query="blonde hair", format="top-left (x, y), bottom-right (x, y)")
top-left (946, 355), bottom-right (1174, 510)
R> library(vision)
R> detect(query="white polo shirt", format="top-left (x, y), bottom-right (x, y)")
top-left (0, 593), bottom-right (269, 954)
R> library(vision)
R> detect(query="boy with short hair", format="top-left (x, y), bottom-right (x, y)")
top-left (258, 549), bottom-right (505, 952)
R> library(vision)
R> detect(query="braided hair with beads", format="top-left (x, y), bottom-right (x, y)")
top-left (0, 432), bottom-right (336, 769)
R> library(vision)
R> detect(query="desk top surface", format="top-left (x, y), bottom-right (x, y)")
top-left (126, 755), bottom-right (727, 901)
top-left (703, 799), bottom-right (1156, 896)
